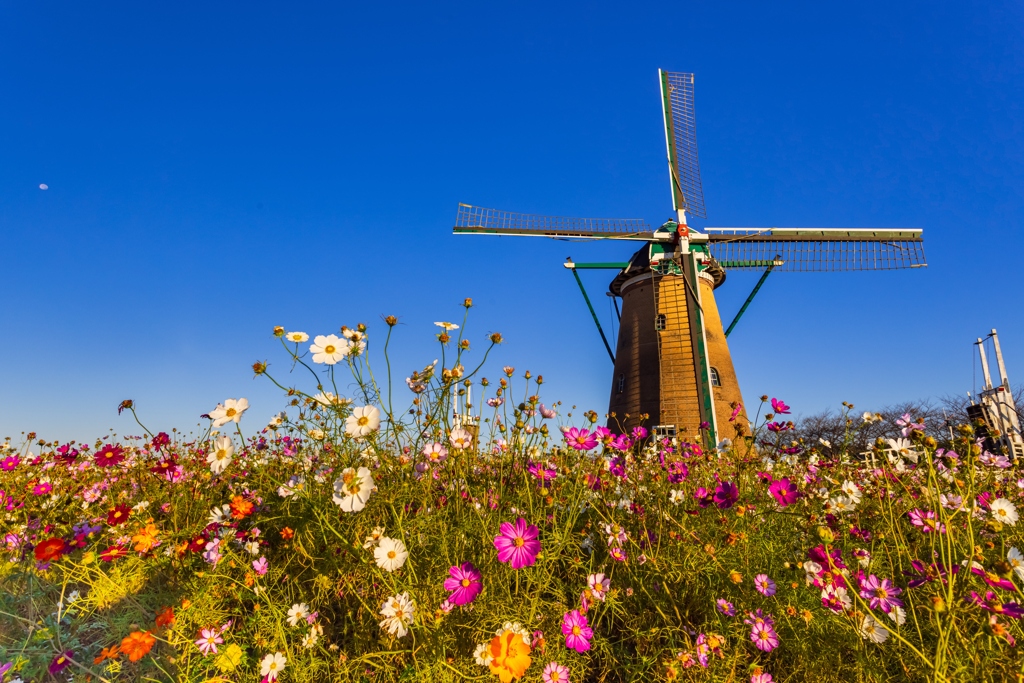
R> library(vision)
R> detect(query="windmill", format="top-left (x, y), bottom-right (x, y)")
top-left (454, 71), bottom-right (927, 447)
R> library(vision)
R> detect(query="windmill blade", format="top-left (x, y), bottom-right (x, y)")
top-left (705, 227), bottom-right (926, 272)
top-left (660, 71), bottom-right (707, 220)
top-left (453, 204), bottom-right (658, 241)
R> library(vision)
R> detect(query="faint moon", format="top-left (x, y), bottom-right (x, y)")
top-left (39, 183), bottom-right (48, 190)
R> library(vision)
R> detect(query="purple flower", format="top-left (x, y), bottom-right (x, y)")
top-left (0, 456), bottom-right (19, 471)
top-left (631, 426), bottom-right (648, 440)
top-left (971, 566), bottom-right (1016, 591)
top-left (750, 621), bottom-right (779, 652)
top-left (31, 483), bottom-right (52, 496)
top-left (252, 556), bottom-right (268, 575)
top-left (49, 651), bottom-right (74, 675)
top-left (716, 599), bottom-right (735, 616)
top-left (713, 481), bottom-right (738, 509)
top-left (608, 457), bottom-right (627, 479)
top-left (754, 574), bottom-right (776, 597)
top-left (493, 518), bottom-right (541, 569)
top-left (858, 575), bottom-right (903, 614)
top-left (770, 398), bottom-right (790, 415)
top-left (907, 509), bottom-right (945, 534)
top-left (967, 590), bottom-right (1024, 619)
top-left (527, 462), bottom-right (557, 483)
top-left (768, 478), bottom-right (799, 507)
top-left (561, 609), bottom-right (593, 652)
top-left (564, 427), bottom-right (597, 451)
top-left (443, 562), bottom-right (482, 605)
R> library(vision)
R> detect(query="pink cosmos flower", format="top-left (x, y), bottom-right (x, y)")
top-left (713, 481), bottom-right (738, 509)
top-left (908, 509), bottom-right (945, 533)
top-left (564, 427), bottom-right (597, 451)
top-left (729, 403), bottom-right (743, 422)
top-left (587, 573), bottom-right (609, 602)
top-left (768, 478), bottom-right (799, 507)
top-left (754, 574), bottom-right (776, 597)
top-left (561, 610), bottom-right (593, 652)
top-left (421, 442), bottom-right (448, 464)
top-left (858, 575), bottom-right (903, 614)
top-left (252, 556), bottom-right (269, 575)
top-left (539, 404), bottom-right (557, 419)
top-left (31, 483), bottom-right (52, 496)
top-left (543, 661), bottom-right (570, 683)
top-left (0, 456), bottom-right (19, 471)
top-left (493, 518), bottom-right (541, 569)
top-left (443, 562), bottom-right (482, 605)
top-left (750, 621), bottom-right (779, 652)
top-left (770, 398), bottom-right (790, 415)
top-left (195, 628), bottom-right (223, 655)
top-left (716, 599), bottom-right (735, 616)
top-left (609, 547), bottom-right (627, 562)
top-left (967, 590), bottom-right (1024, 619)
top-left (751, 674), bottom-right (774, 683)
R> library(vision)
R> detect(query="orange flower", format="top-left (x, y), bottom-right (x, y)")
top-left (132, 524), bottom-right (160, 553)
top-left (120, 630), bottom-right (156, 662)
top-left (280, 527), bottom-right (294, 540)
top-left (155, 606), bottom-right (175, 628)
top-left (93, 644), bottom-right (120, 665)
top-left (488, 629), bottom-right (532, 683)
top-left (230, 495), bottom-right (254, 519)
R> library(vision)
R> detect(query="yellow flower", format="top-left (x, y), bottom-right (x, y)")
top-left (729, 570), bottom-right (743, 584)
top-left (488, 629), bottom-right (531, 683)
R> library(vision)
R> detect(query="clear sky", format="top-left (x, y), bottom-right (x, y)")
top-left (2, 1), bottom-right (1023, 442)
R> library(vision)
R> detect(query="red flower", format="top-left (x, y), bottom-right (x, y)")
top-left (107, 505), bottom-right (132, 526)
top-left (151, 432), bottom-right (171, 450)
top-left (100, 545), bottom-right (129, 562)
top-left (155, 606), bottom-right (175, 628)
top-left (34, 537), bottom-right (67, 562)
top-left (94, 444), bottom-right (126, 467)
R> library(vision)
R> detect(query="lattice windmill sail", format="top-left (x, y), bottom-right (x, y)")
top-left (453, 70), bottom-right (927, 447)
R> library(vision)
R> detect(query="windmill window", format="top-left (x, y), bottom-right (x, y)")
top-left (617, 374), bottom-right (625, 393)
top-left (655, 314), bottom-right (667, 331)
top-left (710, 367), bottom-right (721, 387)
top-left (654, 425), bottom-right (677, 439)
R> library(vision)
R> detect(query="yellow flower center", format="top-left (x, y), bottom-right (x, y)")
top-left (358, 416), bottom-right (369, 426)
top-left (551, 672), bottom-right (562, 682)
top-left (324, 345), bottom-right (336, 354)
top-left (388, 550), bottom-right (396, 559)
top-left (461, 578), bottom-right (471, 587)
top-left (572, 625), bottom-right (581, 636)
top-left (514, 537), bottom-right (525, 547)
top-left (226, 408), bottom-right (236, 417)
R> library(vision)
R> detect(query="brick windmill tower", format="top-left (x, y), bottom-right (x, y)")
top-left (454, 71), bottom-right (927, 446)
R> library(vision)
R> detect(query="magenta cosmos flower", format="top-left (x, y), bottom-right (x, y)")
top-left (493, 518), bottom-right (541, 569)
top-left (770, 398), bottom-right (790, 415)
top-left (561, 610), bottom-right (593, 652)
top-left (858, 575), bottom-right (903, 614)
top-left (49, 651), bottom-right (75, 675)
top-left (543, 661), bottom-right (570, 683)
top-left (713, 481), bottom-right (738, 509)
top-left (749, 621), bottom-right (779, 652)
top-left (754, 574), bottom-right (776, 597)
top-left (768, 478), bottom-right (799, 507)
top-left (443, 562), bottom-right (482, 605)
top-left (564, 427), bottom-right (597, 451)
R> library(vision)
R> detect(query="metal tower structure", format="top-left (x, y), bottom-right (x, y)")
top-left (970, 330), bottom-right (1024, 459)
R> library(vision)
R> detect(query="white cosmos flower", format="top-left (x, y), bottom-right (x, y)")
top-left (209, 398), bottom-right (249, 428)
top-left (887, 605), bottom-right (907, 626)
top-left (991, 498), bottom-right (1019, 526)
top-left (310, 334), bottom-right (348, 365)
top-left (374, 537), bottom-right (409, 572)
top-left (245, 540), bottom-right (261, 555)
top-left (669, 489), bottom-right (684, 505)
top-left (1008, 547), bottom-right (1024, 581)
top-left (841, 480), bottom-right (862, 502)
top-left (379, 592), bottom-right (415, 638)
top-left (267, 411), bottom-right (287, 429)
top-left (259, 652), bottom-right (287, 680)
top-left (341, 328), bottom-right (367, 355)
top-left (332, 467), bottom-right (375, 512)
top-left (860, 615), bottom-right (889, 643)
top-left (434, 322), bottom-right (459, 330)
top-left (285, 331), bottom-right (309, 343)
top-left (208, 504), bottom-right (231, 525)
top-left (473, 642), bottom-right (494, 666)
top-left (207, 435), bottom-right (234, 474)
top-left (363, 526), bottom-right (386, 549)
top-left (345, 406), bottom-right (381, 438)
top-left (286, 603), bottom-right (310, 627)
top-left (449, 428), bottom-right (472, 450)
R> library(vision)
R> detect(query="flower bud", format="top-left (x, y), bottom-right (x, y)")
top-left (463, 298), bottom-right (473, 308)
top-left (384, 315), bottom-right (398, 327)
top-left (252, 361), bottom-right (267, 375)
top-left (817, 526), bottom-right (835, 543)
top-left (489, 332), bottom-right (504, 344)
top-left (273, 326), bottom-right (285, 337)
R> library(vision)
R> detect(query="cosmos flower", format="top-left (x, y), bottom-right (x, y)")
top-left (422, 442), bottom-right (449, 464)
top-left (48, 652), bottom-right (75, 675)
top-left (285, 331), bottom-right (309, 343)
top-left (120, 631), bottom-right (155, 662)
top-left (310, 334), bottom-right (348, 365)
top-left (543, 661), bottom-right (570, 683)
top-left (494, 518), bottom-right (541, 569)
top-left (488, 627), bottom-right (532, 683)
top-left (768, 478), bottom-right (799, 507)
top-left (332, 467), bottom-right (375, 512)
top-left (94, 444), bottom-right (126, 467)
top-left (34, 538), bottom-right (67, 563)
top-left (770, 398), bottom-right (790, 415)
top-left (749, 621), bottom-right (779, 652)
top-left (208, 398), bottom-right (249, 428)
top-left (374, 537), bottom-right (409, 572)
top-left (443, 562), bottom-right (482, 605)
top-left (450, 428), bottom-right (473, 450)
top-left (252, 556), bottom-right (269, 575)
top-left (859, 615), bottom-right (889, 644)
top-left (345, 406), bottom-right (381, 438)
top-left (564, 427), bottom-right (597, 451)
top-left (587, 573), bottom-right (610, 602)
top-left (206, 435), bottom-right (234, 475)
top-left (716, 599), bottom-right (735, 616)
top-left (713, 481), bottom-right (738, 509)
top-left (379, 592), bottom-right (415, 638)
top-left (858, 575), bottom-right (903, 614)
top-left (991, 498), bottom-right (1019, 526)
top-left (561, 610), bottom-right (593, 652)
top-left (907, 509), bottom-right (945, 533)
top-left (967, 591), bottom-right (1024, 619)
top-left (287, 603), bottom-right (310, 627)
top-left (754, 574), bottom-right (777, 597)
top-left (260, 652), bottom-right (287, 680)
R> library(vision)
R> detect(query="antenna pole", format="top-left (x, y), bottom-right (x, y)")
top-left (991, 329), bottom-right (1010, 389)
top-left (977, 337), bottom-right (994, 390)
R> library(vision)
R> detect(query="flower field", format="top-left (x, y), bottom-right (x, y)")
top-left (1, 308), bottom-right (1022, 683)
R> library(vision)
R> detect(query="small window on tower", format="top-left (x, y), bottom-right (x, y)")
top-left (710, 367), bottom-right (721, 387)
top-left (617, 374), bottom-right (625, 393)
top-left (654, 425), bottom-right (677, 439)
top-left (655, 314), bottom-right (667, 331)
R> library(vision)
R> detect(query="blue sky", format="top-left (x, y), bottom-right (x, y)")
top-left (2, 1), bottom-right (1023, 442)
